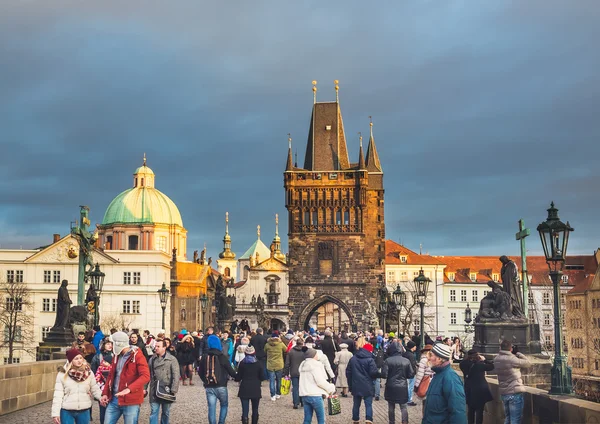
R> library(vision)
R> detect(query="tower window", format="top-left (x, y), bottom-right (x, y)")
top-left (311, 210), bottom-right (318, 225)
top-left (128, 235), bottom-right (139, 250)
top-left (304, 211), bottom-right (310, 225)
top-left (224, 267), bottom-right (231, 277)
top-left (344, 210), bottom-right (349, 225)
top-left (106, 236), bottom-right (113, 250)
top-left (336, 210), bottom-right (342, 225)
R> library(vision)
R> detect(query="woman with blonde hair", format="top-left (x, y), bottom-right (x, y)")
top-left (176, 334), bottom-right (196, 385)
top-left (51, 348), bottom-right (102, 424)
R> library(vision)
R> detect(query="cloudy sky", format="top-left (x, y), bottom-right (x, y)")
top-left (1, 1), bottom-right (599, 259)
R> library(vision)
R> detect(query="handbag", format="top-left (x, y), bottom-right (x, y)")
top-left (327, 395), bottom-right (341, 415)
top-left (416, 375), bottom-right (431, 398)
top-left (280, 376), bottom-right (291, 395)
top-left (155, 380), bottom-right (176, 402)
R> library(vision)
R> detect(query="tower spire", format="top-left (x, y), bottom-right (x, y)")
top-left (312, 80), bottom-right (317, 104)
top-left (286, 133), bottom-right (293, 171)
top-left (358, 132), bottom-right (366, 169)
top-left (365, 116), bottom-right (382, 172)
top-left (143, 153), bottom-right (147, 166)
top-left (334, 80), bottom-right (339, 103)
top-left (219, 211), bottom-right (235, 259)
top-left (257, 225), bottom-right (261, 240)
top-left (272, 213), bottom-right (286, 261)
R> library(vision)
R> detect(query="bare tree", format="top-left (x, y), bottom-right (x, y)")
top-left (388, 279), bottom-right (435, 337)
top-left (100, 313), bottom-right (136, 334)
top-left (0, 278), bottom-right (35, 364)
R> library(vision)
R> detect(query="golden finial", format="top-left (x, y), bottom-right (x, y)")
top-left (257, 225), bottom-right (261, 239)
top-left (225, 212), bottom-right (229, 235)
top-left (275, 213), bottom-right (279, 237)
top-left (288, 133), bottom-right (292, 149)
top-left (369, 116), bottom-right (373, 137)
top-left (312, 80), bottom-right (317, 103)
top-left (358, 132), bottom-right (363, 148)
top-left (143, 152), bottom-right (147, 166)
top-left (334, 80), bottom-right (339, 103)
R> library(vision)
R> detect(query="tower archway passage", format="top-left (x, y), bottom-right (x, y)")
top-left (297, 295), bottom-right (355, 332)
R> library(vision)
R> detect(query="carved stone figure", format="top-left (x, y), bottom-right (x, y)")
top-left (216, 276), bottom-right (233, 322)
top-left (52, 280), bottom-right (72, 329)
top-left (476, 281), bottom-right (518, 322)
top-left (85, 282), bottom-right (97, 314)
top-left (193, 250), bottom-right (199, 263)
top-left (363, 299), bottom-right (380, 329)
top-left (500, 255), bottom-right (524, 317)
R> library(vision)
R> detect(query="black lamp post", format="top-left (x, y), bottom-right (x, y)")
top-left (88, 263), bottom-right (105, 328)
top-left (157, 283), bottom-right (169, 331)
top-left (200, 293), bottom-right (208, 332)
top-left (414, 268), bottom-right (431, 352)
top-left (464, 303), bottom-right (474, 334)
top-left (393, 284), bottom-right (407, 334)
top-left (378, 287), bottom-right (389, 332)
top-left (537, 202), bottom-right (573, 395)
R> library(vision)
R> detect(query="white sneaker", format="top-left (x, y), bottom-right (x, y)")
top-left (275, 395), bottom-right (281, 399)
top-left (271, 396), bottom-right (277, 401)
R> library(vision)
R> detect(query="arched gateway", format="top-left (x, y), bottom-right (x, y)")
top-left (283, 85), bottom-right (386, 333)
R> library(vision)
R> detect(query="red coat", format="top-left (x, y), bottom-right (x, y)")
top-left (101, 347), bottom-right (150, 406)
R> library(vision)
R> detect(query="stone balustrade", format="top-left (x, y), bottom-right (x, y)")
top-left (0, 360), bottom-right (62, 416)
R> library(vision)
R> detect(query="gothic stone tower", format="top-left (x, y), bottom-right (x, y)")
top-left (284, 82), bottom-right (385, 331)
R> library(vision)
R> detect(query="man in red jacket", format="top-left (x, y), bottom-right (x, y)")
top-left (100, 331), bottom-right (150, 424)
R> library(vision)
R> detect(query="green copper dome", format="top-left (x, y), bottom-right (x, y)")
top-left (102, 161), bottom-right (183, 227)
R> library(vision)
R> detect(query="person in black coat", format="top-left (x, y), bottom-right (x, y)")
top-left (249, 328), bottom-right (268, 379)
top-left (320, 330), bottom-right (340, 371)
top-left (176, 335), bottom-right (196, 385)
top-left (460, 349), bottom-right (494, 424)
top-left (346, 343), bottom-right (379, 423)
top-left (381, 341), bottom-right (415, 424)
top-left (235, 346), bottom-right (264, 424)
top-left (402, 341), bottom-right (418, 406)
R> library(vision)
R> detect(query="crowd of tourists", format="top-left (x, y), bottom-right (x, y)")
top-left (51, 324), bottom-right (530, 424)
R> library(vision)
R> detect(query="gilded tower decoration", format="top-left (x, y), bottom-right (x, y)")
top-left (284, 81), bottom-right (385, 331)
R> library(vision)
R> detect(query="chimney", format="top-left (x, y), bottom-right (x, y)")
top-left (53, 234), bottom-right (60, 243)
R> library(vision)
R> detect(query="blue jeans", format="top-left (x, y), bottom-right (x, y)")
top-left (374, 377), bottom-right (381, 397)
top-left (60, 409), bottom-right (90, 424)
top-left (268, 369), bottom-right (283, 397)
top-left (407, 377), bottom-right (415, 402)
top-left (303, 395), bottom-right (325, 424)
top-left (149, 402), bottom-right (172, 424)
top-left (502, 393), bottom-right (524, 424)
top-left (291, 376), bottom-right (300, 406)
top-left (104, 397), bottom-right (140, 424)
top-left (352, 395), bottom-right (373, 421)
top-left (206, 387), bottom-right (229, 424)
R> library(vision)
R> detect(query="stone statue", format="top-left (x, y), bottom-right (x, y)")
top-left (193, 250), bottom-right (199, 263)
top-left (200, 247), bottom-right (207, 264)
top-left (208, 257), bottom-right (212, 266)
top-left (71, 223), bottom-right (96, 275)
top-left (52, 280), bottom-right (72, 329)
top-left (363, 299), bottom-right (380, 329)
top-left (216, 276), bottom-right (232, 322)
top-left (500, 255), bottom-right (524, 317)
top-left (85, 282), bottom-right (97, 314)
top-left (476, 281), bottom-right (517, 322)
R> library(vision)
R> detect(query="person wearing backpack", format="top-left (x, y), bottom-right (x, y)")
top-left (371, 336), bottom-right (386, 401)
top-left (198, 335), bottom-right (237, 424)
top-left (147, 339), bottom-right (179, 424)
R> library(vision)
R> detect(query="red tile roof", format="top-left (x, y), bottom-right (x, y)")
top-left (385, 240), bottom-right (445, 265)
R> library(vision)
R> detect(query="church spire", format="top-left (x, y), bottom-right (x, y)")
top-left (285, 133), bottom-right (293, 171)
top-left (358, 132), bottom-right (366, 169)
top-left (365, 116), bottom-right (382, 172)
top-left (219, 212), bottom-right (236, 259)
top-left (272, 213), bottom-right (286, 261)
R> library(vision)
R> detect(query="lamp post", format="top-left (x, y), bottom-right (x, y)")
top-left (414, 268), bottom-right (431, 353)
top-left (393, 284), bottom-right (407, 334)
top-left (378, 287), bottom-right (389, 332)
top-left (200, 293), bottom-right (208, 332)
top-left (537, 202), bottom-right (573, 395)
top-left (157, 283), bottom-right (169, 331)
top-left (464, 303), bottom-right (474, 334)
top-left (88, 263), bottom-right (105, 328)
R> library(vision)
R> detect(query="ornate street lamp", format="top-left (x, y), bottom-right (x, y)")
top-left (157, 283), bottom-right (170, 331)
top-left (414, 268), bottom-right (431, 353)
top-left (200, 293), bottom-right (209, 332)
top-left (537, 201), bottom-right (573, 395)
top-left (88, 263), bottom-right (105, 328)
top-left (464, 303), bottom-right (474, 334)
top-left (378, 287), bottom-right (389, 332)
top-left (393, 284), bottom-right (407, 334)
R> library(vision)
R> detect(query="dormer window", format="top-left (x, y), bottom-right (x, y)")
top-left (400, 256), bottom-right (407, 263)
top-left (492, 273), bottom-right (499, 282)
top-left (470, 273), bottom-right (477, 282)
top-left (448, 272), bottom-right (455, 282)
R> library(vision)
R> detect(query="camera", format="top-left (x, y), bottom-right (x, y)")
top-left (511, 345), bottom-right (519, 355)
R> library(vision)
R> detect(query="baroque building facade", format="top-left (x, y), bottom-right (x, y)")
top-left (285, 84), bottom-right (385, 331)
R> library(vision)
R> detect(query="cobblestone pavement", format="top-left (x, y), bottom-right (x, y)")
top-left (5, 378), bottom-right (424, 423)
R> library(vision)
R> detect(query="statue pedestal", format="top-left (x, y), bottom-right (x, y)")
top-left (473, 321), bottom-right (541, 355)
top-left (37, 327), bottom-right (74, 361)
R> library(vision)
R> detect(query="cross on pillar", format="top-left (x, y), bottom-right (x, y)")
top-left (516, 219), bottom-right (531, 316)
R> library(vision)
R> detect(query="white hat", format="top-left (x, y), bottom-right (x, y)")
top-left (111, 331), bottom-right (130, 356)
top-left (432, 342), bottom-right (452, 361)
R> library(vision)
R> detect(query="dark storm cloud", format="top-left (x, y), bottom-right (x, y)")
top-left (1, 1), bottom-right (599, 258)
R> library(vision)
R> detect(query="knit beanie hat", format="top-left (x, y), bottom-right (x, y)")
top-left (302, 346), bottom-right (317, 359)
top-left (66, 348), bottom-right (82, 363)
top-left (363, 343), bottom-right (374, 353)
top-left (207, 335), bottom-right (222, 351)
top-left (111, 331), bottom-right (130, 356)
top-left (406, 341), bottom-right (416, 350)
top-left (245, 345), bottom-right (256, 355)
top-left (432, 342), bottom-right (452, 361)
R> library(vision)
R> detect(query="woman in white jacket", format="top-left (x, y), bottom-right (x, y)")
top-left (299, 347), bottom-right (336, 424)
top-left (51, 348), bottom-right (102, 424)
